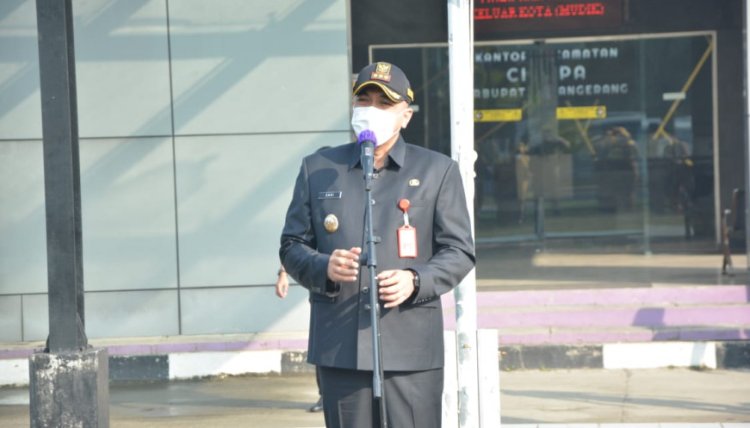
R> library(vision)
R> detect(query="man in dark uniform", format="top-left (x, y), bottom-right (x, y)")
top-left (279, 62), bottom-right (475, 427)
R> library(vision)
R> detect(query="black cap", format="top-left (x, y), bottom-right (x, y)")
top-left (352, 62), bottom-right (414, 104)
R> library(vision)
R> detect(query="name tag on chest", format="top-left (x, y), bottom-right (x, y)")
top-left (318, 191), bottom-right (342, 200)
top-left (398, 226), bottom-right (418, 258)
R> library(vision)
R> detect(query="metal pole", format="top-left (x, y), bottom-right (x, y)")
top-left (361, 137), bottom-right (388, 427)
top-left (30, 2), bottom-right (108, 426)
top-left (447, 1), bottom-right (480, 427)
top-left (639, 40), bottom-right (652, 255)
top-left (36, 0), bottom-right (87, 353)
top-left (745, 0), bottom-right (750, 271)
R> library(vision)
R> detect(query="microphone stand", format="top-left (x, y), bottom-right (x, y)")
top-left (362, 142), bottom-right (388, 428)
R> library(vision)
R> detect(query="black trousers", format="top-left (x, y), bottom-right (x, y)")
top-left (319, 366), bottom-right (443, 428)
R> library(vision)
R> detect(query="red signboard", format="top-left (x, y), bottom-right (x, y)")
top-left (475, 0), bottom-right (623, 33)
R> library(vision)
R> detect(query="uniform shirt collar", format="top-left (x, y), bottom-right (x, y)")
top-left (348, 135), bottom-right (406, 171)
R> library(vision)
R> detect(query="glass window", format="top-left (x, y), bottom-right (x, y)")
top-left (373, 33), bottom-right (719, 288)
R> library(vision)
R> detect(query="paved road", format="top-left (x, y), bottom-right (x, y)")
top-left (1, 368), bottom-right (749, 427)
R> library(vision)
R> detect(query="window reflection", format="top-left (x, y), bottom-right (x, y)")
top-left (374, 33), bottom-right (721, 288)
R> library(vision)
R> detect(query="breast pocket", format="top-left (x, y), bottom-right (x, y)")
top-left (402, 198), bottom-right (433, 229)
top-left (407, 198), bottom-right (430, 208)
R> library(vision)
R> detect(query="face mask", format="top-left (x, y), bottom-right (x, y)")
top-left (351, 106), bottom-right (403, 145)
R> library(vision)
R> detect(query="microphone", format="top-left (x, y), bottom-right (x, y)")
top-left (358, 130), bottom-right (377, 179)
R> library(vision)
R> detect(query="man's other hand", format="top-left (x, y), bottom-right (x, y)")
top-left (327, 247), bottom-right (362, 283)
top-left (377, 269), bottom-right (415, 308)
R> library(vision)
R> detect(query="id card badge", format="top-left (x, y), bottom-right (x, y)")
top-left (398, 225), bottom-right (418, 258)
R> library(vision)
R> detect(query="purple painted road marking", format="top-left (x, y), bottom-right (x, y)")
top-left (494, 327), bottom-right (750, 345)
top-left (441, 285), bottom-right (750, 308)
top-left (475, 305), bottom-right (750, 328)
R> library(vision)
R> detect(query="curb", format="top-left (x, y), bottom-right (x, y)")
top-left (500, 342), bottom-right (750, 370)
top-left (1, 341), bottom-right (748, 387)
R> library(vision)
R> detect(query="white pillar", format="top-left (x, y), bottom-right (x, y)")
top-left (442, 331), bottom-right (459, 427)
top-left (478, 330), bottom-right (501, 427)
top-left (447, 1), bottom-right (479, 427)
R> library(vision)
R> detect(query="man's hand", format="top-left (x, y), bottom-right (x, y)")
top-left (377, 269), bottom-right (415, 308)
top-left (327, 247), bottom-right (362, 283)
top-left (275, 271), bottom-right (289, 299)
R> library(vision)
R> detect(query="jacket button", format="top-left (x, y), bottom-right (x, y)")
top-left (364, 304), bottom-right (371, 310)
top-left (362, 287), bottom-right (369, 294)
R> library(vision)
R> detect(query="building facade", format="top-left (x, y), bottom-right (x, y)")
top-left (0, 0), bottom-right (746, 343)
top-left (0, 0), bottom-right (351, 341)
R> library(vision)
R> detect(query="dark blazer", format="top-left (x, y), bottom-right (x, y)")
top-left (280, 137), bottom-right (475, 371)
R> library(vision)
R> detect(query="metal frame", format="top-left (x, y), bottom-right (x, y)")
top-left (369, 30), bottom-right (721, 243)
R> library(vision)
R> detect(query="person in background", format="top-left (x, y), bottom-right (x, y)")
top-left (515, 142), bottom-right (533, 224)
top-left (274, 264), bottom-right (323, 412)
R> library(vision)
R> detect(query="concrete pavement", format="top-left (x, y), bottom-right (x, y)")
top-left (1, 368), bottom-right (749, 427)
top-left (2, 248), bottom-right (748, 426)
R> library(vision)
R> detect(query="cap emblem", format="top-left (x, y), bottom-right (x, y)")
top-left (371, 62), bottom-right (392, 82)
